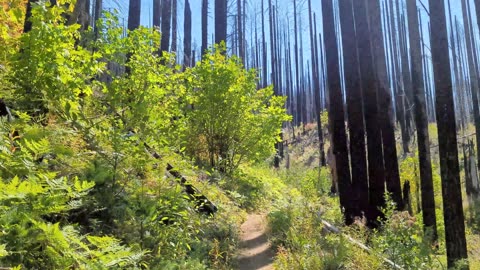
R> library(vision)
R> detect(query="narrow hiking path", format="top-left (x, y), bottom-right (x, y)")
top-left (236, 214), bottom-right (275, 270)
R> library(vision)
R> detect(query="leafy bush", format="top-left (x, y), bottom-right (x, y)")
top-left (183, 44), bottom-right (290, 173)
top-left (371, 194), bottom-right (441, 270)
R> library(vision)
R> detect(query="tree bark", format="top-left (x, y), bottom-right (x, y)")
top-left (429, 0), bottom-right (468, 267)
top-left (215, 0), bottom-right (227, 45)
top-left (369, 0), bottom-right (403, 210)
top-left (338, 0), bottom-right (368, 217)
top-left (321, 0), bottom-right (353, 225)
top-left (354, 0), bottom-right (386, 225)
top-left (183, 0), bottom-right (192, 68)
top-left (128, 0), bottom-right (141, 31)
top-left (160, 0), bottom-right (172, 53)
top-left (406, 0), bottom-right (437, 240)
top-left (202, 0), bottom-right (208, 55)
top-left (171, 0), bottom-right (177, 53)
top-left (153, 0), bottom-right (161, 28)
top-left (462, 0), bottom-right (480, 176)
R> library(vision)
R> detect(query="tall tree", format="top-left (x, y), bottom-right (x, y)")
top-left (171, 0), bottom-right (178, 53)
top-left (128, 0), bottom-right (141, 31)
top-left (429, 0), bottom-right (468, 267)
top-left (94, 0), bottom-right (103, 38)
top-left (406, 0), bottom-right (437, 240)
top-left (237, 0), bottom-right (245, 61)
top-left (261, 0), bottom-right (268, 87)
top-left (461, 0), bottom-right (480, 176)
top-left (160, 0), bottom-right (172, 53)
top-left (183, 0), bottom-right (192, 67)
top-left (215, 0), bottom-right (227, 45)
top-left (321, 0), bottom-right (353, 224)
top-left (202, 0), bottom-right (208, 56)
top-left (387, 0), bottom-right (409, 155)
top-left (294, 0), bottom-right (301, 125)
top-left (312, 11), bottom-right (326, 167)
top-left (354, 0), bottom-right (386, 225)
top-left (369, 0), bottom-right (403, 209)
top-left (338, 0), bottom-right (368, 217)
top-left (153, 0), bottom-right (161, 28)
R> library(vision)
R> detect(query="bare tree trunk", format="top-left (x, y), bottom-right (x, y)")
top-left (338, 0), bottom-right (368, 217)
top-left (261, 0), bottom-right (268, 88)
top-left (429, 0), bottom-right (468, 267)
top-left (215, 0), bottom-right (227, 45)
top-left (153, 0), bottom-right (161, 28)
top-left (369, 0), bottom-right (403, 210)
top-left (202, 0), bottom-right (208, 56)
top-left (463, 0), bottom-right (480, 176)
top-left (183, 0), bottom-right (192, 68)
top-left (94, 0), bottom-right (102, 38)
top-left (354, 0), bottom-right (386, 226)
top-left (313, 14), bottom-right (326, 167)
top-left (322, 0), bottom-right (353, 225)
top-left (407, 0), bottom-right (437, 240)
top-left (294, 0), bottom-right (301, 126)
top-left (237, 0), bottom-right (245, 62)
top-left (128, 0), bottom-right (141, 31)
top-left (171, 0), bottom-right (177, 53)
top-left (387, 0), bottom-right (409, 155)
top-left (160, 0), bottom-right (172, 53)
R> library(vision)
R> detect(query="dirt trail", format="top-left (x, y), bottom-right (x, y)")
top-left (235, 214), bottom-right (275, 270)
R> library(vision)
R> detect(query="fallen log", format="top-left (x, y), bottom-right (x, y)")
top-left (166, 163), bottom-right (218, 216)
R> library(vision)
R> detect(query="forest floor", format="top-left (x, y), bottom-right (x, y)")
top-left (235, 213), bottom-right (275, 270)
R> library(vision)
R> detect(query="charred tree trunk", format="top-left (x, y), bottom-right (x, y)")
top-left (354, 0), bottom-right (386, 226)
top-left (128, 0), bottom-right (141, 31)
top-left (202, 0), bottom-right (208, 56)
top-left (183, 0), bottom-right (192, 68)
top-left (338, 0), bottom-right (368, 217)
top-left (153, 0), bottom-right (161, 28)
top-left (308, 2), bottom-right (326, 167)
top-left (237, 0), bottom-right (245, 62)
top-left (294, 0), bottom-right (301, 127)
top-left (261, 0), bottom-right (268, 87)
top-left (94, 0), bottom-right (102, 38)
top-left (171, 0), bottom-right (177, 53)
top-left (215, 0), bottom-right (227, 45)
top-left (322, 0), bottom-right (353, 225)
top-left (160, 0), bottom-right (172, 53)
top-left (406, 0), bottom-right (437, 240)
top-left (387, 0), bottom-right (409, 155)
top-left (462, 0), bottom-right (480, 176)
top-left (369, 0), bottom-right (403, 210)
top-left (429, 0), bottom-right (468, 267)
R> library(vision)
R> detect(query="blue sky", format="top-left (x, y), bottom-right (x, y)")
top-left (99, 0), bottom-right (476, 93)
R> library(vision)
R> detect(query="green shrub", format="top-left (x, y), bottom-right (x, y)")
top-left (183, 44), bottom-right (290, 173)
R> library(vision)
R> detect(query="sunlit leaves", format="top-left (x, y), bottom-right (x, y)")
top-left (184, 44), bottom-right (291, 172)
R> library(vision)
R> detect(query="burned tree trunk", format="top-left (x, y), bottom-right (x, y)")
top-left (406, 0), bottom-right (437, 240)
top-left (160, 0), bottom-right (172, 53)
top-left (429, 0), bottom-right (468, 267)
top-left (354, 0), bottom-right (386, 225)
top-left (183, 0), bottom-right (192, 67)
top-left (202, 0), bottom-right (208, 56)
top-left (128, 0), bottom-right (141, 31)
top-left (338, 0), bottom-right (368, 217)
top-left (215, 0), bottom-right (227, 45)
top-left (322, 0), bottom-right (353, 225)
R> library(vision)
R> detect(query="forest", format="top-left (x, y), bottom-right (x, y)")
top-left (2, 0), bottom-right (480, 269)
